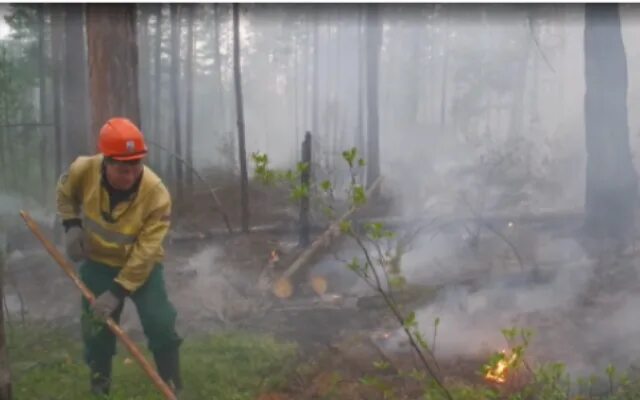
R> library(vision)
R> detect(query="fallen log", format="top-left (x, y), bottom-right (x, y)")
top-left (272, 176), bottom-right (383, 298)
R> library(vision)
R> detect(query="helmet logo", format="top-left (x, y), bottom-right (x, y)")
top-left (126, 140), bottom-right (135, 153)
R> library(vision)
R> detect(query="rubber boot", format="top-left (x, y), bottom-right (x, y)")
top-left (154, 347), bottom-right (183, 396)
top-left (89, 357), bottom-right (112, 396)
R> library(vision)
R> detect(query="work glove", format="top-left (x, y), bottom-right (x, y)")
top-left (91, 291), bottom-right (121, 320)
top-left (65, 226), bottom-right (86, 262)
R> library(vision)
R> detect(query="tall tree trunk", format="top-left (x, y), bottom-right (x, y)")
top-left (51, 7), bottom-right (64, 181)
top-left (233, 4), bottom-right (249, 233)
top-left (86, 4), bottom-right (140, 134)
top-left (293, 30), bottom-right (300, 161)
top-left (185, 5), bottom-right (195, 192)
top-left (152, 5), bottom-right (164, 176)
top-left (169, 3), bottom-right (183, 202)
top-left (213, 4), bottom-right (227, 136)
top-left (584, 4), bottom-right (638, 240)
top-left (507, 35), bottom-right (532, 137)
top-left (365, 4), bottom-right (381, 189)
top-left (138, 6), bottom-right (152, 137)
top-left (37, 4), bottom-right (49, 201)
top-left (0, 236), bottom-right (11, 400)
top-left (63, 4), bottom-right (90, 161)
top-left (439, 10), bottom-right (450, 131)
top-left (356, 6), bottom-right (365, 180)
top-left (312, 9), bottom-right (320, 138)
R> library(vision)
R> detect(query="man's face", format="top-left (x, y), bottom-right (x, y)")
top-left (105, 159), bottom-right (143, 191)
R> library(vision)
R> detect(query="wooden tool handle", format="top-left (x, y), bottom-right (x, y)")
top-left (19, 211), bottom-right (177, 400)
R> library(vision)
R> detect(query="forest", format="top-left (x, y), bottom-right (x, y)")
top-left (1, 3), bottom-right (640, 400)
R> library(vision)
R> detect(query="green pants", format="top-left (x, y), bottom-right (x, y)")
top-left (80, 260), bottom-right (182, 365)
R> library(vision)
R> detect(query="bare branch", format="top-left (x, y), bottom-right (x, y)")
top-left (146, 139), bottom-right (233, 234)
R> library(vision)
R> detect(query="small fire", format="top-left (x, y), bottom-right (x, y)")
top-left (269, 249), bottom-right (280, 263)
top-left (485, 350), bottom-right (518, 384)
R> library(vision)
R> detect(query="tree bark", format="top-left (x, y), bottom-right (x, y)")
top-left (169, 3), bottom-right (183, 202)
top-left (138, 6), bottom-right (152, 135)
top-left (584, 3), bottom-right (638, 240)
top-left (356, 6), bottom-right (365, 181)
top-left (311, 9), bottom-right (320, 139)
top-left (0, 234), bottom-right (11, 400)
top-left (365, 4), bottom-right (382, 190)
top-left (37, 4), bottom-right (49, 201)
top-left (185, 5), bottom-right (195, 191)
top-left (213, 4), bottom-right (227, 135)
top-left (86, 4), bottom-right (140, 134)
top-left (299, 132), bottom-right (312, 247)
top-left (233, 3), bottom-right (250, 233)
top-left (51, 7), bottom-right (64, 181)
top-left (152, 5), bottom-right (164, 176)
top-left (63, 4), bottom-right (90, 161)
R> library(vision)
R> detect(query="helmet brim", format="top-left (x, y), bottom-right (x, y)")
top-left (110, 152), bottom-right (147, 161)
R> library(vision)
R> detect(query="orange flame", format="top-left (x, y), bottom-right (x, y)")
top-left (485, 350), bottom-right (518, 384)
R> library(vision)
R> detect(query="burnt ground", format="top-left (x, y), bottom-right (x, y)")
top-left (7, 181), bottom-right (640, 398)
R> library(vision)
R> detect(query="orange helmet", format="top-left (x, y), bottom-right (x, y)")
top-left (98, 117), bottom-right (148, 161)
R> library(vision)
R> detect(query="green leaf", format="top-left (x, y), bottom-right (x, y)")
top-left (351, 185), bottom-right (367, 207)
top-left (296, 162), bottom-right (309, 174)
top-left (290, 184), bottom-right (309, 201)
top-left (415, 331), bottom-right (430, 351)
top-left (320, 180), bottom-right (332, 192)
top-left (358, 158), bottom-right (366, 167)
top-left (389, 275), bottom-right (406, 289)
top-left (403, 311), bottom-right (417, 329)
top-left (339, 220), bottom-right (352, 234)
top-left (373, 360), bottom-right (390, 370)
top-left (347, 257), bottom-right (360, 273)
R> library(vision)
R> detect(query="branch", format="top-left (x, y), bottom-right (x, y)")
top-left (461, 194), bottom-right (526, 271)
top-left (146, 139), bottom-right (233, 234)
top-left (527, 12), bottom-right (556, 74)
top-left (351, 231), bottom-right (451, 399)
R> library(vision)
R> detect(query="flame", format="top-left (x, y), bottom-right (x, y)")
top-left (485, 350), bottom-right (518, 384)
top-left (269, 250), bottom-right (280, 263)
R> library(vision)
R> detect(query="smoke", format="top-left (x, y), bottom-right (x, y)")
top-left (378, 219), bottom-right (640, 378)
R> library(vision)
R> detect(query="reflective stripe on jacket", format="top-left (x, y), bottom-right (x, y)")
top-left (56, 154), bottom-right (171, 292)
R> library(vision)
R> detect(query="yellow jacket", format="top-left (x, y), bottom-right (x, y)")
top-left (56, 154), bottom-right (171, 292)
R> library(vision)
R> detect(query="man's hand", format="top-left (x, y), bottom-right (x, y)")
top-left (91, 291), bottom-right (121, 320)
top-left (65, 226), bottom-right (86, 262)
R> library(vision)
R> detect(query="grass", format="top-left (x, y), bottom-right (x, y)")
top-left (7, 322), bottom-right (298, 400)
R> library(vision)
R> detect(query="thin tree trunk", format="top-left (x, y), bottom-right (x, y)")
top-left (169, 3), bottom-right (183, 202)
top-left (51, 7), bottom-right (64, 182)
top-left (0, 235), bottom-right (11, 400)
top-left (312, 9), bottom-right (319, 139)
top-left (37, 4), bottom-right (48, 201)
top-left (233, 3), bottom-right (249, 233)
top-left (185, 4), bottom-right (195, 192)
top-left (440, 9), bottom-right (449, 132)
top-left (63, 4), bottom-right (90, 162)
top-left (86, 4), bottom-right (140, 132)
top-left (152, 5), bottom-right (163, 176)
top-left (293, 30), bottom-right (300, 161)
top-left (138, 6), bottom-right (151, 133)
top-left (356, 6), bottom-right (365, 180)
top-left (365, 4), bottom-right (381, 190)
top-left (213, 4), bottom-right (227, 138)
top-left (507, 39), bottom-right (532, 137)
top-left (584, 3), bottom-right (638, 240)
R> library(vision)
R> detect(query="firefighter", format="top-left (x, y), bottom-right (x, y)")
top-left (56, 117), bottom-right (182, 395)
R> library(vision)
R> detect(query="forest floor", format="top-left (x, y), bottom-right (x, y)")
top-left (6, 173), bottom-right (640, 399)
